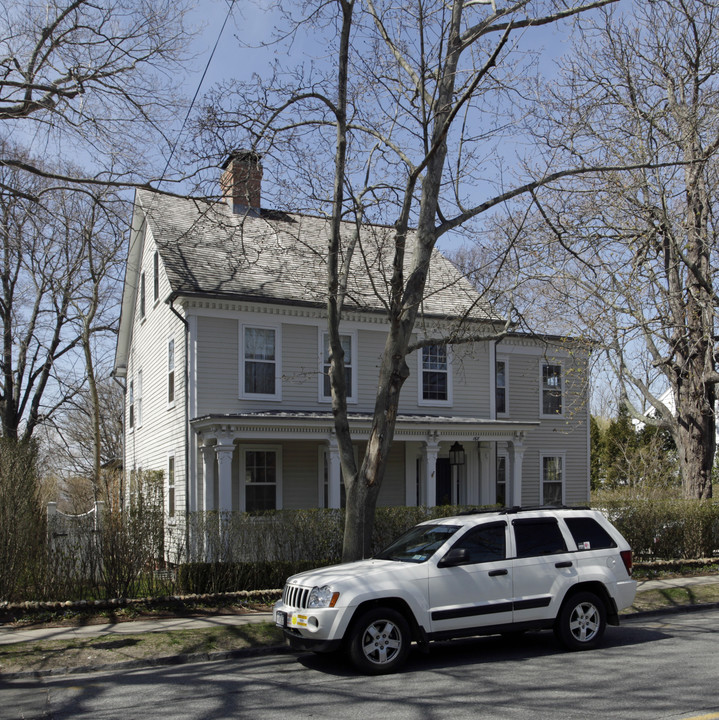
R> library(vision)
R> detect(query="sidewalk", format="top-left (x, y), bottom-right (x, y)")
top-left (0, 611), bottom-right (274, 647)
top-left (1, 574), bottom-right (717, 648)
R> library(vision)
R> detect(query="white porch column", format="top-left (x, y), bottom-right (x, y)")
top-left (326, 435), bottom-right (342, 509)
top-left (216, 444), bottom-right (235, 513)
top-left (422, 436), bottom-right (440, 507)
top-left (200, 444), bottom-right (215, 511)
top-left (510, 432), bottom-right (526, 507)
top-left (465, 442), bottom-right (480, 506)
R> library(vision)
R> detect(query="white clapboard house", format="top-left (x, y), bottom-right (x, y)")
top-left (114, 152), bottom-right (590, 542)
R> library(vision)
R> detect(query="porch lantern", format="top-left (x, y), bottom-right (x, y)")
top-left (449, 441), bottom-right (465, 466)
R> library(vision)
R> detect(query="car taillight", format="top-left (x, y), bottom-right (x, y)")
top-left (620, 550), bottom-right (633, 576)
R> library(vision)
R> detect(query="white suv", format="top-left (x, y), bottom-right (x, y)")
top-left (274, 507), bottom-right (637, 674)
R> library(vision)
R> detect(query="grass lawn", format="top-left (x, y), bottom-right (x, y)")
top-left (2, 577), bottom-right (718, 677)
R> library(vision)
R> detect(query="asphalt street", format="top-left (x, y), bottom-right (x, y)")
top-left (2, 606), bottom-right (718, 720)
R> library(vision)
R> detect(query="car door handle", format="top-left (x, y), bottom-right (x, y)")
top-left (555, 561), bottom-right (573, 569)
top-left (488, 569), bottom-right (509, 576)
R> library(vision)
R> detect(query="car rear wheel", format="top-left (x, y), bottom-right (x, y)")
top-left (555, 591), bottom-right (606, 650)
top-left (347, 608), bottom-right (411, 674)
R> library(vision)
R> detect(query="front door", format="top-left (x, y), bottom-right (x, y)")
top-left (436, 458), bottom-right (451, 506)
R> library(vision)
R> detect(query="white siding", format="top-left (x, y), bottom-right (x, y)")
top-left (125, 227), bottom-right (188, 535)
top-left (196, 317), bottom-right (239, 414)
top-left (499, 338), bottom-right (590, 504)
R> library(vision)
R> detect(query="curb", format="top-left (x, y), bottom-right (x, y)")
top-left (3, 600), bottom-right (719, 681)
top-left (621, 600), bottom-right (719, 620)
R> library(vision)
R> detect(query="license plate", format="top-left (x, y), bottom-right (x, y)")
top-left (275, 610), bottom-right (287, 628)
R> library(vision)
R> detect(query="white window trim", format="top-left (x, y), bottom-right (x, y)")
top-left (239, 323), bottom-right (282, 401)
top-left (167, 337), bottom-right (176, 409)
top-left (153, 251), bottom-right (160, 306)
top-left (239, 445), bottom-right (283, 513)
top-left (139, 271), bottom-right (147, 320)
top-left (318, 328), bottom-right (358, 404)
top-left (495, 451), bottom-right (508, 506)
top-left (417, 344), bottom-right (453, 407)
top-left (539, 361), bottom-right (564, 419)
top-left (496, 355), bottom-right (509, 418)
top-left (167, 453), bottom-right (176, 522)
top-left (128, 378), bottom-right (135, 432)
top-left (539, 452), bottom-right (566, 506)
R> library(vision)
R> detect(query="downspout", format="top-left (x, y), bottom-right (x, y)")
top-left (492, 337), bottom-right (504, 505)
top-left (168, 295), bottom-right (191, 557)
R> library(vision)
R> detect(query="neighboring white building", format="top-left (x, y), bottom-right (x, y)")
top-left (113, 153), bottom-right (591, 546)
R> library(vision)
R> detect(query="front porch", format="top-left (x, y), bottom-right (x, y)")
top-left (189, 413), bottom-right (539, 513)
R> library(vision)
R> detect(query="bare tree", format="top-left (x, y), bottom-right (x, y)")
top-left (42, 375), bottom-right (124, 510)
top-left (0, 152), bottom-right (125, 446)
top-left (520, 0), bottom-right (719, 499)
top-left (195, 0), bottom-right (628, 560)
top-left (0, 0), bottom-right (195, 194)
top-left (1, 0), bottom-right (195, 494)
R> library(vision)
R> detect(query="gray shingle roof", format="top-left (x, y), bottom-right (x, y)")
top-left (137, 189), bottom-right (498, 321)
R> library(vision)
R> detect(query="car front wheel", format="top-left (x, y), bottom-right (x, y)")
top-left (555, 591), bottom-right (606, 651)
top-left (347, 608), bottom-right (411, 674)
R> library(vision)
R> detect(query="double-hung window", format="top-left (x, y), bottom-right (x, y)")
top-left (496, 454), bottom-right (507, 506)
top-left (140, 272), bottom-right (146, 319)
top-left (167, 339), bottom-right (175, 406)
top-left (419, 345), bottom-right (451, 405)
top-left (241, 326), bottom-right (280, 399)
top-left (541, 454), bottom-right (564, 506)
top-left (241, 447), bottom-right (281, 513)
top-left (128, 380), bottom-right (135, 430)
top-left (153, 251), bottom-right (160, 304)
top-left (496, 358), bottom-right (508, 415)
top-left (321, 331), bottom-right (355, 402)
top-left (167, 456), bottom-right (175, 518)
top-left (541, 363), bottom-right (563, 416)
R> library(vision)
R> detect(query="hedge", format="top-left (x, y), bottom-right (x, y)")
top-left (592, 492), bottom-right (719, 560)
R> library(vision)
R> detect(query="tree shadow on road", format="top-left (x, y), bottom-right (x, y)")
top-left (296, 624), bottom-right (672, 676)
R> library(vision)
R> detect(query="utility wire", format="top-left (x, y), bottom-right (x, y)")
top-left (159, 0), bottom-right (236, 185)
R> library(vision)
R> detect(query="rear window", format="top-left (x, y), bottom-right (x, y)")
top-left (513, 518), bottom-right (568, 557)
top-left (565, 517), bottom-right (617, 551)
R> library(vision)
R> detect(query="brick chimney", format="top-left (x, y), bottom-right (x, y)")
top-left (220, 150), bottom-right (263, 213)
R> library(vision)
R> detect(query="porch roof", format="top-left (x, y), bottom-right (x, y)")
top-left (191, 411), bottom-right (539, 444)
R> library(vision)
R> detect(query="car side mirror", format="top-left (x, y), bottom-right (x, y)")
top-left (438, 547), bottom-right (470, 568)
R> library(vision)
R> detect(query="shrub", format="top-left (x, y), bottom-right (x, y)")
top-left (177, 561), bottom-right (322, 594)
top-left (178, 505), bottom-right (487, 594)
top-left (592, 489), bottom-right (719, 560)
top-left (0, 439), bottom-right (45, 601)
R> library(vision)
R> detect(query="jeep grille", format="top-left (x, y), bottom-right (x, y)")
top-left (283, 584), bottom-right (311, 609)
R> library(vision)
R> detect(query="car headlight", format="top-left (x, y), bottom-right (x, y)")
top-left (307, 585), bottom-right (340, 608)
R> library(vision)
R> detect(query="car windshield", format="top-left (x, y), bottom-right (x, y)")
top-left (374, 524), bottom-right (461, 563)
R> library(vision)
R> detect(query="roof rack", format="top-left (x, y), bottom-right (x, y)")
top-left (457, 504), bottom-right (591, 516)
